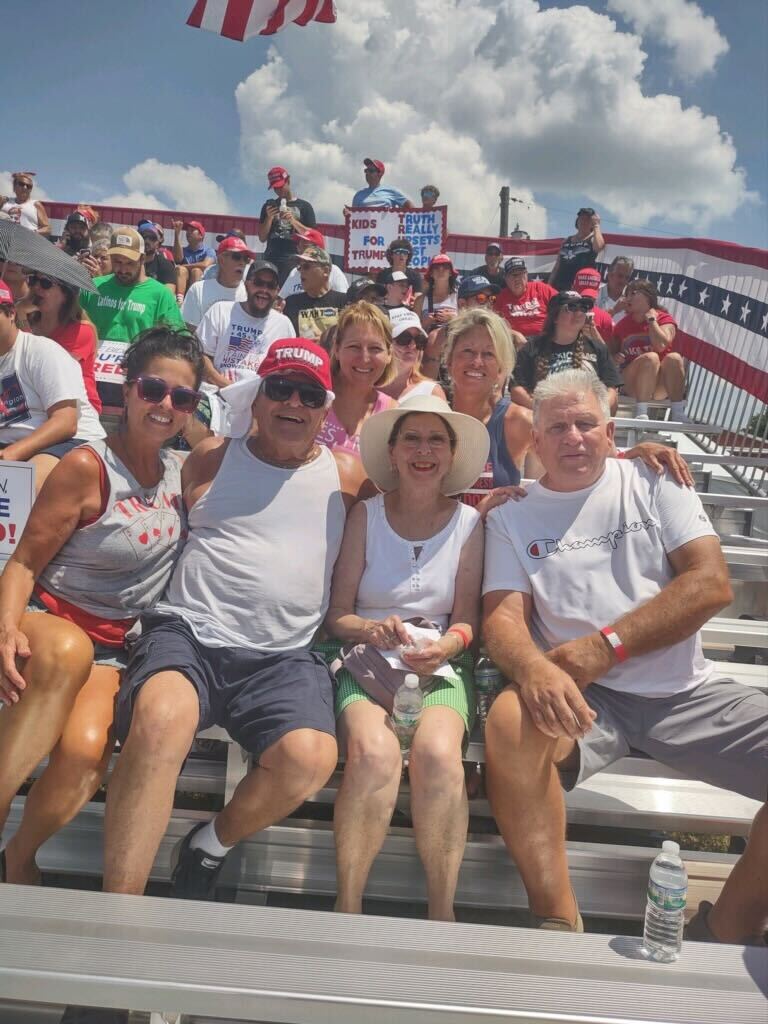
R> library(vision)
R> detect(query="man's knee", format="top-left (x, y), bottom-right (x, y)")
top-left (264, 728), bottom-right (338, 795)
top-left (126, 675), bottom-right (199, 760)
top-left (344, 723), bottom-right (402, 789)
top-left (486, 687), bottom-right (556, 766)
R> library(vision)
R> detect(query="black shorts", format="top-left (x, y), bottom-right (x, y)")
top-left (115, 612), bottom-right (336, 758)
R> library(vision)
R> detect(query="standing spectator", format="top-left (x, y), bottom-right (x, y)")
top-left (549, 207), bottom-right (605, 291)
top-left (284, 246), bottom-right (346, 341)
top-left (596, 255), bottom-right (634, 322)
top-left (510, 291), bottom-right (621, 414)
top-left (375, 238), bottom-right (424, 301)
top-left (420, 184), bottom-right (440, 210)
top-left (58, 211), bottom-right (92, 258)
top-left (351, 159), bottom-right (412, 210)
top-left (137, 220), bottom-right (176, 294)
top-left (379, 308), bottom-right (446, 402)
top-left (23, 273), bottom-right (101, 413)
top-left (470, 242), bottom-right (505, 290)
top-left (258, 167), bottom-right (317, 286)
top-left (197, 260), bottom-right (294, 387)
top-left (0, 172), bottom-right (50, 236)
top-left (181, 236), bottom-right (252, 330)
top-left (280, 228), bottom-right (349, 298)
top-left (494, 257), bottom-right (557, 338)
top-left (613, 279), bottom-right (685, 420)
top-left (572, 268), bottom-right (615, 346)
top-left (172, 220), bottom-right (216, 299)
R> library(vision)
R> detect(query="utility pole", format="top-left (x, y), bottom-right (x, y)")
top-left (499, 186), bottom-right (509, 237)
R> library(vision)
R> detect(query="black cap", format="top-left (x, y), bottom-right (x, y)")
top-left (346, 278), bottom-right (386, 304)
top-left (577, 207), bottom-right (596, 217)
top-left (549, 290), bottom-right (594, 311)
top-left (503, 256), bottom-right (527, 275)
top-left (486, 242), bottom-right (503, 253)
top-left (216, 229), bottom-right (246, 243)
top-left (66, 211), bottom-right (89, 226)
top-left (246, 259), bottom-right (279, 280)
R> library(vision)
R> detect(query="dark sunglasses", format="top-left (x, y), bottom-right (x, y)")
top-left (128, 376), bottom-right (201, 413)
top-left (562, 301), bottom-right (591, 314)
top-left (364, 168), bottom-right (381, 175)
top-left (263, 375), bottom-right (327, 409)
top-left (471, 292), bottom-right (492, 304)
top-left (27, 274), bottom-right (56, 290)
top-left (225, 252), bottom-right (250, 263)
top-left (390, 248), bottom-right (410, 256)
top-left (394, 331), bottom-right (427, 350)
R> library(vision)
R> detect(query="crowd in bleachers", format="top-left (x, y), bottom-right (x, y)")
top-left (0, 161), bottom-right (766, 974)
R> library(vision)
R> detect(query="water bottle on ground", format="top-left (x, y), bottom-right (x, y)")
top-left (642, 840), bottom-right (688, 962)
top-left (391, 674), bottom-right (423, 758)
top-left (474, 655), bottom-right (502, 735)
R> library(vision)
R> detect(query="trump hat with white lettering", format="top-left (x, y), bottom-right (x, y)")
top-left (0, 280), bottom-right (14, 306)
top-left (108, 227), bottom-right (145, 262)
top-left (219, 339), bottom-right (334, 438)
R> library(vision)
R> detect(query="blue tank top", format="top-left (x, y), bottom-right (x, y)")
top-left (487, 397), bottom-right (521, 487)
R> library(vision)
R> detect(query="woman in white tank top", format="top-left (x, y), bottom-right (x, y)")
top-left (379, 307), bottom-right (446, 405)
top-left (324, 394), bottom-right (489, 920)
top-left (0, 172), bottom-right (50, 235)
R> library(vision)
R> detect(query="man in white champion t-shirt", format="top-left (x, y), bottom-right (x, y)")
top-left (104, 339), bottom-right (371, 900)
top-left (482, 368), bottom-right (768, 943)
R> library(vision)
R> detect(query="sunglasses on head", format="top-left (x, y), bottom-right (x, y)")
top-left (560, 300), bottom-right (592, 313)
top-left (394, 331), bottom-right (427, 349)
top-left (129, 376), bottom-right (201, 413)
top-left (390, 247), bottom-right (410, 256)
top-left (263, 375), bottom-right (328, 409)
top-left (27, 274), bottom-right (56, 290)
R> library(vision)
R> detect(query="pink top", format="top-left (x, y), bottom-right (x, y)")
top-left (316, 391), bottom-right (394, 455)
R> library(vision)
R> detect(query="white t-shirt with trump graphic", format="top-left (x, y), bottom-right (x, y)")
top-left (483, 459), bottom-right (718, 697)
top-left (197, 302), bottom-right (295, 382)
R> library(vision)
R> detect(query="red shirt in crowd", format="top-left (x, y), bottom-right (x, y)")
top-left (494, 280), bottom-right (558, 337)
top-left (50, 320), bottom-right (102, 413)
top-left (613, 309), bottom-right (677, 367)
top-left (591, 305), bottom-right (615, 346)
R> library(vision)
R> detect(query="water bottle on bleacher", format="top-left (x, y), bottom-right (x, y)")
top-left (391, 674), bottom-right (423, 757)
top-left (474, 655), bottom-right (502, 735)
top-left (642, 841), bottom-right (688, 962)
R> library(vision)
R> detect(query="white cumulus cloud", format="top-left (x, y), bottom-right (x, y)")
top-left (607, 0), bottom-right (729, 79)
top-left (233, 0), bottom-right (753, 234)
top-left (98, 159), bottom-right (233, 214)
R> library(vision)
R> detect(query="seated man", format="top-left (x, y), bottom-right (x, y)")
top-left (483, 368), bottom-right (767, 941)
top-left (181, 235), bottom-right (252, 330)
top-left (172, 219), bottom-right (216, 299)
top-left (103, 339), bottom-right (364, 899)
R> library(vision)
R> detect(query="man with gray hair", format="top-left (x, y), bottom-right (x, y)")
top-left (595, 255), bottom-right (634, 321)
top-left (482, 368), bottom-right (768, 941)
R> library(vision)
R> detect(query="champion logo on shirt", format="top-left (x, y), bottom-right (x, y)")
top-left (526, 518), bottom-right (656, 559)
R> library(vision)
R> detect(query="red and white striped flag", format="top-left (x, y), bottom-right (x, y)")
top-left (187, 0), bottom-right (337, 40)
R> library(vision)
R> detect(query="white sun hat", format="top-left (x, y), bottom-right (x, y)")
top-left (359, 393), bottom-right (490, 496)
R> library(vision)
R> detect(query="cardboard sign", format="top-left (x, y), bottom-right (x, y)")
top-left (344, 206), bottom-right (447, 273)
top-left (94, 339), bottom-right (128, 385)
top-left (0, 461), bottom-right (35, 565)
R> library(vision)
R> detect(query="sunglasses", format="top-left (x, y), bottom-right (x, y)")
top-left (263, 375), bottom-right (328, 409)
top-left (562, 301), bottom-right (591, 314)
top-left (129, 376), bottom-right (201, 413)
top-left (394, 331), bottom-right (427, 350)
top-left (15, 181), bottom-right (32, 189)
top-left (225, 252), bottom-right (250, 263)
top-left (27, 274), bottom-right (56, 290)
top-left (390, 248), bottom-right (410, 256)
top-left (364, 168), bottom-right (381, 175)
top-left (471, 292), bottom-right (492, 304)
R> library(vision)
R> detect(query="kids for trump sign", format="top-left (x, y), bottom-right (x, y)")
top-left (344, 207), bottom-right (447, 273)
top-left (0, 461), bottom-right (35, 564)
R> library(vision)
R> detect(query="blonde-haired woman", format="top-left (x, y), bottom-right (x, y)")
top-left (316, 301), bottom-right (398, 456)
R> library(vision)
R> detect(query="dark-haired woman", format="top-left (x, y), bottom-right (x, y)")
top-left (509, 291), bottom-right (622, 414)
top-left (548, 207), bottom-right (605, 291)
top-left (612, 279), bottom-right (684, 420)
top-left (416, 254), bottom-right (460, 378)
top-left (0, 328), bottom-right (204, 885)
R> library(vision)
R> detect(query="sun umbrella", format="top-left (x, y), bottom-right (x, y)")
top-left (0, 219), bottom-right (99, 294)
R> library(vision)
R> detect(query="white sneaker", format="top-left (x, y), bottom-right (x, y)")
top-left (635, 413), bottom-right (650, 421)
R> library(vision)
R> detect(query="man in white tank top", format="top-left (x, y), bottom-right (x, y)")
top-left (104, 340), bottom-right (370, 899)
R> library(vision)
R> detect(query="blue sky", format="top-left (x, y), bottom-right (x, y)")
top-left (2, 0), bottom-right (766, 248)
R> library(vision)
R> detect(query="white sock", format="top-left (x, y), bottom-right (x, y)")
top-left (634, 402), bottom-right (648, 417)
top-left (671, 400), bottom-right (686, 419)
top-left (189, 818), bottom-right (233, 858)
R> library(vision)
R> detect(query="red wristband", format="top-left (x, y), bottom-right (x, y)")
top-left (600, 627), bottom-right (628, 663)
top-left (446, 626), bottom-right (471, 651)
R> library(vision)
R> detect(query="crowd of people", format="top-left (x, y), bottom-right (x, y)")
top-left (0, 165), bottom-right (765, 971)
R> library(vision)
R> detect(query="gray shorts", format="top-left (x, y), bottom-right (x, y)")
top-left (561, 674), bottom-right (768, 802)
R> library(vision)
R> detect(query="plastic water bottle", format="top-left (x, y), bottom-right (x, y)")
top-left (642, 841), bottom-right (688, 962)
top-left (474, 655), bottom-right (502, 735)
top-left (391, 674), bottom-right (423, 758)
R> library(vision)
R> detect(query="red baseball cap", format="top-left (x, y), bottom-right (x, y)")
top-left (184, 220), bottom-right (205, 235)
top-left (427, 253), bottom-right (455, 274)
top-left (363, 157), bottom-right (385, 174)
top-left (268, 166), bottom-right (289, 188)
top-left (0, 280), bottom-right (14, 305)
top-left (258, 338), bottom-right (333, 392)
top-left (217, 235), bottom-right (255, 258)
top-left (573, 268), bottom-right (602, 298)
top-left (294, 227), bottom-right (325, 247)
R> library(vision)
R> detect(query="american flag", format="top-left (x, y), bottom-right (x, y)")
top-left (187, 0), bottom-right (337, 40)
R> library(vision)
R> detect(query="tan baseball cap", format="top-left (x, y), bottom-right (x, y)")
top-left (108, 227), bottom-right (146, 262)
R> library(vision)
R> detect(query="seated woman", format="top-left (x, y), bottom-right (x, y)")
top-left (0, 280), bottom-right (105, 492)
top-left (416, 255), bottom-right (459, 378)
top-left (324, 394), bottom-right (488, 920)
top-left (0, 327), bottom-right (203, 885)
top-left (612, 279), bottom-right (685, 420)
top-left (509, 291), bottom-right (622, 414)
top-left (316, 301), bottom-right (397, 456)
top-left (548, 207), bottom-right (605, 291)
top-left (379, 308), bottom-right (446, 403)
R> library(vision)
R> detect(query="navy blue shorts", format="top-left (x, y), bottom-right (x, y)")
top-left (115, 612), bottom-right (336, 758)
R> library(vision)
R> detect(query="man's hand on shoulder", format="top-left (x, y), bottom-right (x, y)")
top-left (546, 633), bottom-right (615, 688)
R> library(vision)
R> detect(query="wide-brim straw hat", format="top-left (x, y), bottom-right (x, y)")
top-left (360, 394), bottom-right (490, 496)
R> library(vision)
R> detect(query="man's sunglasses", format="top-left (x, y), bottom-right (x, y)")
top-left (394, 331), bottom-right (427, 350)
top-left (225, 252), bottom-right (250, 263)
top-left (471, 292), bottom-right (492, 304)
top-left (27, 274), bottom-right (56, 290)
top-left (390, 248), bottom-right (410, 256)
top-left (364, 168), bottom-right (381, 175)
top-left (562, 301), bottom-right (591, 314)
top-left (128, 376), bottom-right (201, 413)
top-left (263, 375), bottom-right (328, 409)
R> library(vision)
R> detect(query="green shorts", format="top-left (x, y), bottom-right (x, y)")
top-left (313, 639), bottom-right (476, 736)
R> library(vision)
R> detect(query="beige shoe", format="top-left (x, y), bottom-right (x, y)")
top-left (531, 894), bottom-right (584, 932)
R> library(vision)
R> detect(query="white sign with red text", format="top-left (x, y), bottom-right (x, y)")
top-left (0, 461), bottom-right (35, 565)
top-left (344, 206), bottom-right (447, 274)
